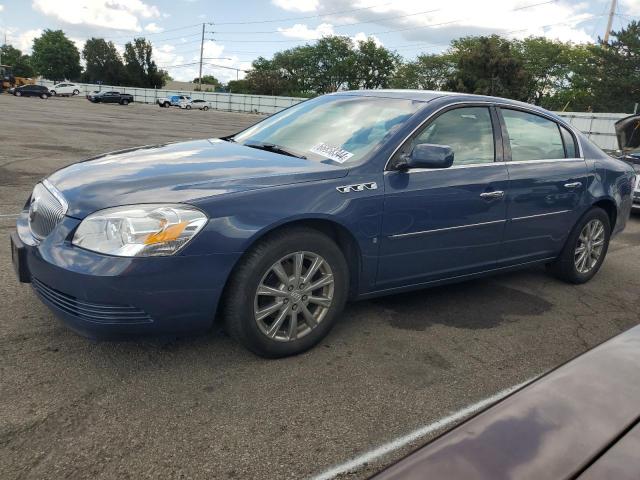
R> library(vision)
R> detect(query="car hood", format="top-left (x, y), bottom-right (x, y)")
top-left (47, 138), bottom-right (349, 218)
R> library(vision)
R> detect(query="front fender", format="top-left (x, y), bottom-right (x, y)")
top-left (183, 174), bottom-right (385, 290)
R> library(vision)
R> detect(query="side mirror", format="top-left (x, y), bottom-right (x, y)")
top-left (398, 144), bottom-right (454, 170)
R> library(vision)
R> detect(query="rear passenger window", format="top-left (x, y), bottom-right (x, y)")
top-left (502, 109), bottom-right (565, 161)
top-left (560, 126), bottom-right (578, 158)
top-left (413, 107), bottom-right (495, 165)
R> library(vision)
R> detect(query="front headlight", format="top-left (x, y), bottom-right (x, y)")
top-left (72, 204), bottom-right (207, 257)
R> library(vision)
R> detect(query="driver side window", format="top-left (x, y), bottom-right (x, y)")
top-left (412, 107), bottom-right (496, 165)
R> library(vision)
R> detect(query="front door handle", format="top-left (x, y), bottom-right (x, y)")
top-left (480, 191), bottom-right (504, 199)
top-left (564, 182), bottom-right (582, 189)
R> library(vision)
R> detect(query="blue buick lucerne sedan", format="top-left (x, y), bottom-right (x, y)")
top-left (11, 91), bottom-right (636, 357)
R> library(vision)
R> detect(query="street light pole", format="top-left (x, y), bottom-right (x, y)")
top-left (198, 23), bottom-right (205, 91)
top-left (603, 0), bottom-right (617, 43)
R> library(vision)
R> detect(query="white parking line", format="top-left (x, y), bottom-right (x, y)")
top-left (0, 213), bottom-right (20, 217)
top-left (310, 377), bottom-right (536, 480)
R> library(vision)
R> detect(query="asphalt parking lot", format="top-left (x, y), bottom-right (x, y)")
top-left (1, 94), bottom-right (639, 480)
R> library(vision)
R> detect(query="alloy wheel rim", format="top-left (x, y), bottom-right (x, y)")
top-left (254, 251), bottom-right (334, 342)
top-left (574, 219), bottom-right (605, 274)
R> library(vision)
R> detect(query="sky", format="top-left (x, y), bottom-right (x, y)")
top-left (0, 0), bottom-right (638, 83)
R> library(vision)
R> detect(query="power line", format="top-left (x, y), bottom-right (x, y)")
top-left (213, 2), bottom-right (394, 25)
top-left (213, 8), bottom-right (440, 34)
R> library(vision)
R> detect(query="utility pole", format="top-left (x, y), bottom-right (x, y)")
top-left (198, 23), bottom-right (205, 91)
top-left (603, 0), bottom-right (617, 43)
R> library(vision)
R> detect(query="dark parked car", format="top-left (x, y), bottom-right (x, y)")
top-left (373, 324), bottom-right (640, 480)
top-left (615, 115), bottom-right (640, 210)
top-left (13, 84), bottom-right (50, 99)
top-left (86, 90), bottom-right (133, 105)
top-left (10, 91), bottom-right (636, 357)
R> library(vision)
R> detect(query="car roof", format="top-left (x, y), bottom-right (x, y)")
top-left (331, 89), bottom-right (562, 121)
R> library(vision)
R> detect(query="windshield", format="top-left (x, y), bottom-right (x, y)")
top-left (233, 95), bottom-right (424, 165)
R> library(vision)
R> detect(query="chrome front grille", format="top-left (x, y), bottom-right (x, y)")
top-left (28, 180), bottom-right (67, 240)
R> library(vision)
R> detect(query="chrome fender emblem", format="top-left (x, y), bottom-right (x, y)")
top-left (336, 182), bottom-right (377, 194)
top-left (28, 196), bottom-right (40, 222)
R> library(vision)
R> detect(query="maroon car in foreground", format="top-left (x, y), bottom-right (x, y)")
top-left (374, 325), bottom-right (640, 480)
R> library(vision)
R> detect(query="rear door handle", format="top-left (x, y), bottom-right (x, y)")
top-left (564, 182), bottom-right (582, 189)
top-left (480, 191), bottom-right (504, 199)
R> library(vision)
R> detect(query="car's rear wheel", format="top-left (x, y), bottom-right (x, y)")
top-left (15, 91), bottom-right (21, 96)
top-left (223, 227), bottom-right (349, 358)
top-left (547, 207), bottom-right (610, 284)
top-left (40, 93), bottom-right (48, 99)
top-left (121, 99), bottom-right (129, 105)
top-left (163, 102), bottom-right (170, 108)
top-left (73, 89), bottom-right (80, 95)
top-left (49, 90), bottom-right (56, 96)
top-left (202, 106), bottom-right (209, 111)
top-left (185, 104), bottom-right (192, 110)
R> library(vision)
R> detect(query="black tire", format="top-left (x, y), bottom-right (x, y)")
top-left (40, 93), bottom-right (48, 99)
top-left (547, 207), bottom-right (611, 284)
top-left (223, 227), bottom-right (349, 358)
top-left (15, 91), bottom-right (21, 96)
top-left (73, 89), bottom-right (79, 95)
top-left (185, 104), bottom-right (192, 110)
top-left (203, 106), bottom-right (209, 111)
top-left (121, 99), bottom-right (129, 105)
top-left (49, 90), bottom-right (56, 96)
top-left (163, 102), bottom-right (170, 108)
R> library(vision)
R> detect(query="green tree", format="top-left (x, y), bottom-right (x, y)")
top-left (82, 38), bottom-right (126, 84)
top-left (193, 74), bottom-right (220, 87)
top-left (513, 37), bottom-right (580, 106)
top-left (391, 54), bottom-right (454, 90)
top-left (349, 38), bottom-right (400, 90)
top-left (227, 79), bottom-right (251, 93)
top-left (567, 22), bottom-right (640, 112)
top-left (31, 30), bottom-right (81, 81)
top-left (123, 38), bottom-right (165, 88)
top-left (0, 44), bottom-right (35, 77)
top-left (309, 36), bottom-right (356, 93)
top-left (446, 35), bottom-right (530, 100)
top-left (244, 56), bottom-right (292, 95)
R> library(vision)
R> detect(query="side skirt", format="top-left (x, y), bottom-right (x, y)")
top-left (357, 257), bottom-right (557, 301)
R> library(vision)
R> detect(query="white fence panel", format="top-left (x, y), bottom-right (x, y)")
top-left (556, 112), bottom-right (627, 151)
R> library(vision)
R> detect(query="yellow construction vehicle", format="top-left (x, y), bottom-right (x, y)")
top-left (0, 64), bottom-right (35, 91)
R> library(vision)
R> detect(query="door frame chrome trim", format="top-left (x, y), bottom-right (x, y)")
top-left (388, 219), bottom-right (506, 239)
top-left (506, 158), bottom-right (584, 166)
top-left (384, 101), bottom-right (584, 171)
top-left (511, 210), bottom-right (572, 222)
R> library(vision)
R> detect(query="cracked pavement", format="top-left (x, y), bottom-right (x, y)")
top-left (1, 94), bottom-right (639, 480)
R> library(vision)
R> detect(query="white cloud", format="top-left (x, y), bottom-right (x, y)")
top-left (278, 22), bottom-right (334, 40)
top-left (272, 0), bottom-right (318, 13)
top-left (0, 4), bottom-right (4, 12)
top-left (144, 22), bottom-right (163, 33)
top-left (620, 0), bottom-right (640, 16)
top-left (154, 40), bottom-right (249, 83)
top-left (32, 0), bottom-right (161, 32)
top-left (5, 28), bottom-right (43, 52)
top-left (306, 0), bottom-right (596, 46)
top-left (352, 32), bottom-right (383, 47)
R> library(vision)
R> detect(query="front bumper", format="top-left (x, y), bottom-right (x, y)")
top-left (12, 211), bottom-right (240, 339)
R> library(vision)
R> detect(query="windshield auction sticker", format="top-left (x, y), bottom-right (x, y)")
top-left (309, 143), bottom-right (354, 163)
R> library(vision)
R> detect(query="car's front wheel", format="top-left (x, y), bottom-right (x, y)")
top-left (49, 90), bottom-right (56, 96)
top-left (121, 99), bottom-right (129, 105)
top-left (202, 106), bottom-right (209, 111)
top-left (547, 207), bottom-right (611, 284)
top-left (73, 89), bottom-right (80, 95)
top-left (223, 228), bottom-right (349, 358)
top-left (40, 93), bottom-right (48, 99)
top-left (15, 91), bottom-right (21, 96)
